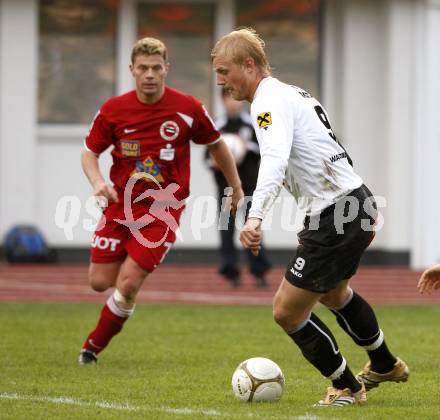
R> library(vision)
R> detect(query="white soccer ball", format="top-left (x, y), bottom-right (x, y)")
top-left (222, 133), bottom-right (247, 165)
top-left (231, 357), bottom-right (285, 402)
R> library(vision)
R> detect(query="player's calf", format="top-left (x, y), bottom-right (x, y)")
top-left (78, 289), bottom-right (135, 364)
top-left (327, 289), bottom-right (398, 374)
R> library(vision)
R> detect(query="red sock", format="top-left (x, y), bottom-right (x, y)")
top-left (82, 303), bottom-right (128, 354)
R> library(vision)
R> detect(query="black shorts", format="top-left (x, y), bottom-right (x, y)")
top-left (285, 185), bottom-right (377, 293)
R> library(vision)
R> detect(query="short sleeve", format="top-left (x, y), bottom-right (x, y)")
top-left (84, 109), bottom-right (114, 154)
top-left (191, 99), bottom-right (221, 145)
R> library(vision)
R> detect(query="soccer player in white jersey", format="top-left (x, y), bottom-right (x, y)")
top-left (212, 28), bottom-right (409, 407)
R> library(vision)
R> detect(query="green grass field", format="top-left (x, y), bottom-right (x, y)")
top-left (1, 302), bottom-right (439, 419)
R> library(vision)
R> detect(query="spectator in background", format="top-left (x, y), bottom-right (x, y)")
top-left (206, 88), bottom-right (271, 288)
top-left (418, 264), bottom-right (440, 293)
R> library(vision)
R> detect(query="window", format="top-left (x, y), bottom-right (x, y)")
top-left (236, 0), bottom-right (321, 96)
top-left (38, 0), bottom-right (118, 124)
top-left (137, 2), bottom-right (215, 111)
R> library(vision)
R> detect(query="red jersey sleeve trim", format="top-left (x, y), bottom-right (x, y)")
top-left (190, 98), bottom-right (221, 145)
top-left (206, 135), bottom-right (222, 146)
top-left (83, 140), bottom-right (100, 155)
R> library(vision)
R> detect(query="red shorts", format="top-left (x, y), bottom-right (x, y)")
top-left (90, 201), bottom-right (183, 272)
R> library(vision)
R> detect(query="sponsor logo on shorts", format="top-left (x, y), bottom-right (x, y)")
top-left (121, 140), bottom-right (140, 157)
top-left (290, 258), bottom-right (305, 278)
top-left (91, 235), bottom-right (121, 251)
top-left (160, 120), bottom-right (179, 141)
top-left (290, 268), bottom-right (303, 278)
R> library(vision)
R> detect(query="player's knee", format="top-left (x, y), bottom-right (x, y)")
top-left (273, 306), bottom-right (286, 327)
top-left (88, 262), bottom-right (120, 292)
top-left (88, 268), bottom-right (112, 292)
top-left (273, 305), bottom-right (297, 331)
top-left (89, 273), bottom-right (110, 292)
top-left (273, 297), bottom-right (309, 332)
top-left (88, 266), bottom-right (119, 292)
top-left (273, 294), bottom-right (288, 328)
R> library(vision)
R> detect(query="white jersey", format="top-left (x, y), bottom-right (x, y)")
top-left (248, 77), bottom-right (363, 218)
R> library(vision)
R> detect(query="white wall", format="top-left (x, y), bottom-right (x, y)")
top-left (323, 0), bottom-right (440, 267)
top-left (0, 0), bottom-right (38, 233)
top-left (384, 0), bottom-right (413, 251)
top-left (411, 0), bottom-right (440, 268)
top-left (323, 0), bottom-right (413, 251)
top-left (1, 0), bottom-right (440, 267)
top-left (37, 127), bottom-right (112, 246)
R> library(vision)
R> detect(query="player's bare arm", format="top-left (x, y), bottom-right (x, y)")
top-left (240, 217), bottom-right (262, 256)
top-left (81, 149), bottom-right (118, 203)
top-left (208, 138), bottom-right (244, 214)
top-left (417, 264), bottom-right (440, 294)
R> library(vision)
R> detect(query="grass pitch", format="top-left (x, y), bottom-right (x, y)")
top-left (0, 302), bottom-right (439, 419)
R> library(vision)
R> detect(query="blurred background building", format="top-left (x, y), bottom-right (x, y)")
top-left (0, 0), bottom-right (439, 268)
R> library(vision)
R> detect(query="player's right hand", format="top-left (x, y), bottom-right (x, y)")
top-left (417, 264), bottom-right (440, 294)
top-left (240, 217), bottom-right (262, 256)
top-left (92, 179), bottom-right (119, 204)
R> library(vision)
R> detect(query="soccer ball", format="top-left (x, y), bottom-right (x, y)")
top-left (222, 133), bottom-right (247, 165)
top-left (231, 357), bottom-right (285, 402)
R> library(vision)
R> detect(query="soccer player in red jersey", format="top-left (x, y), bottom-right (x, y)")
top-left (78, 37), bottom-right (244, 364)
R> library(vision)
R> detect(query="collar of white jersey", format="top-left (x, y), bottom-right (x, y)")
top-left (253, 76), bottom-right (274, 101)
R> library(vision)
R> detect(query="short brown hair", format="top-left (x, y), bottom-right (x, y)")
top-left (131, 37), bottom-right (168, 64)
top-left (211, 28), bottom-right (271, 76)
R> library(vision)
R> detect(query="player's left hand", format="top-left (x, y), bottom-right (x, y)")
top-left (417, 264), bottom-right (440, 294)
top-left (240, 217), bottom-right (262, 256)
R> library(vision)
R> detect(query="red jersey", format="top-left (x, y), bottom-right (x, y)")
top-left (85, 87), bottom-right (220, 202)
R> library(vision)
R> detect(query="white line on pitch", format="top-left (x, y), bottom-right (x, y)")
top-left (0, 392), bottom-right (227, 417)
top-left (0, 392), bottom-right (322, 419)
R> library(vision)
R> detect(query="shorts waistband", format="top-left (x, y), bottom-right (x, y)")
top-left (305, 184), bottom-right (369, 223)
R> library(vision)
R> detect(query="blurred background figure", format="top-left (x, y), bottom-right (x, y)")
top-left (206, 88), bottom-right (271, 288)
